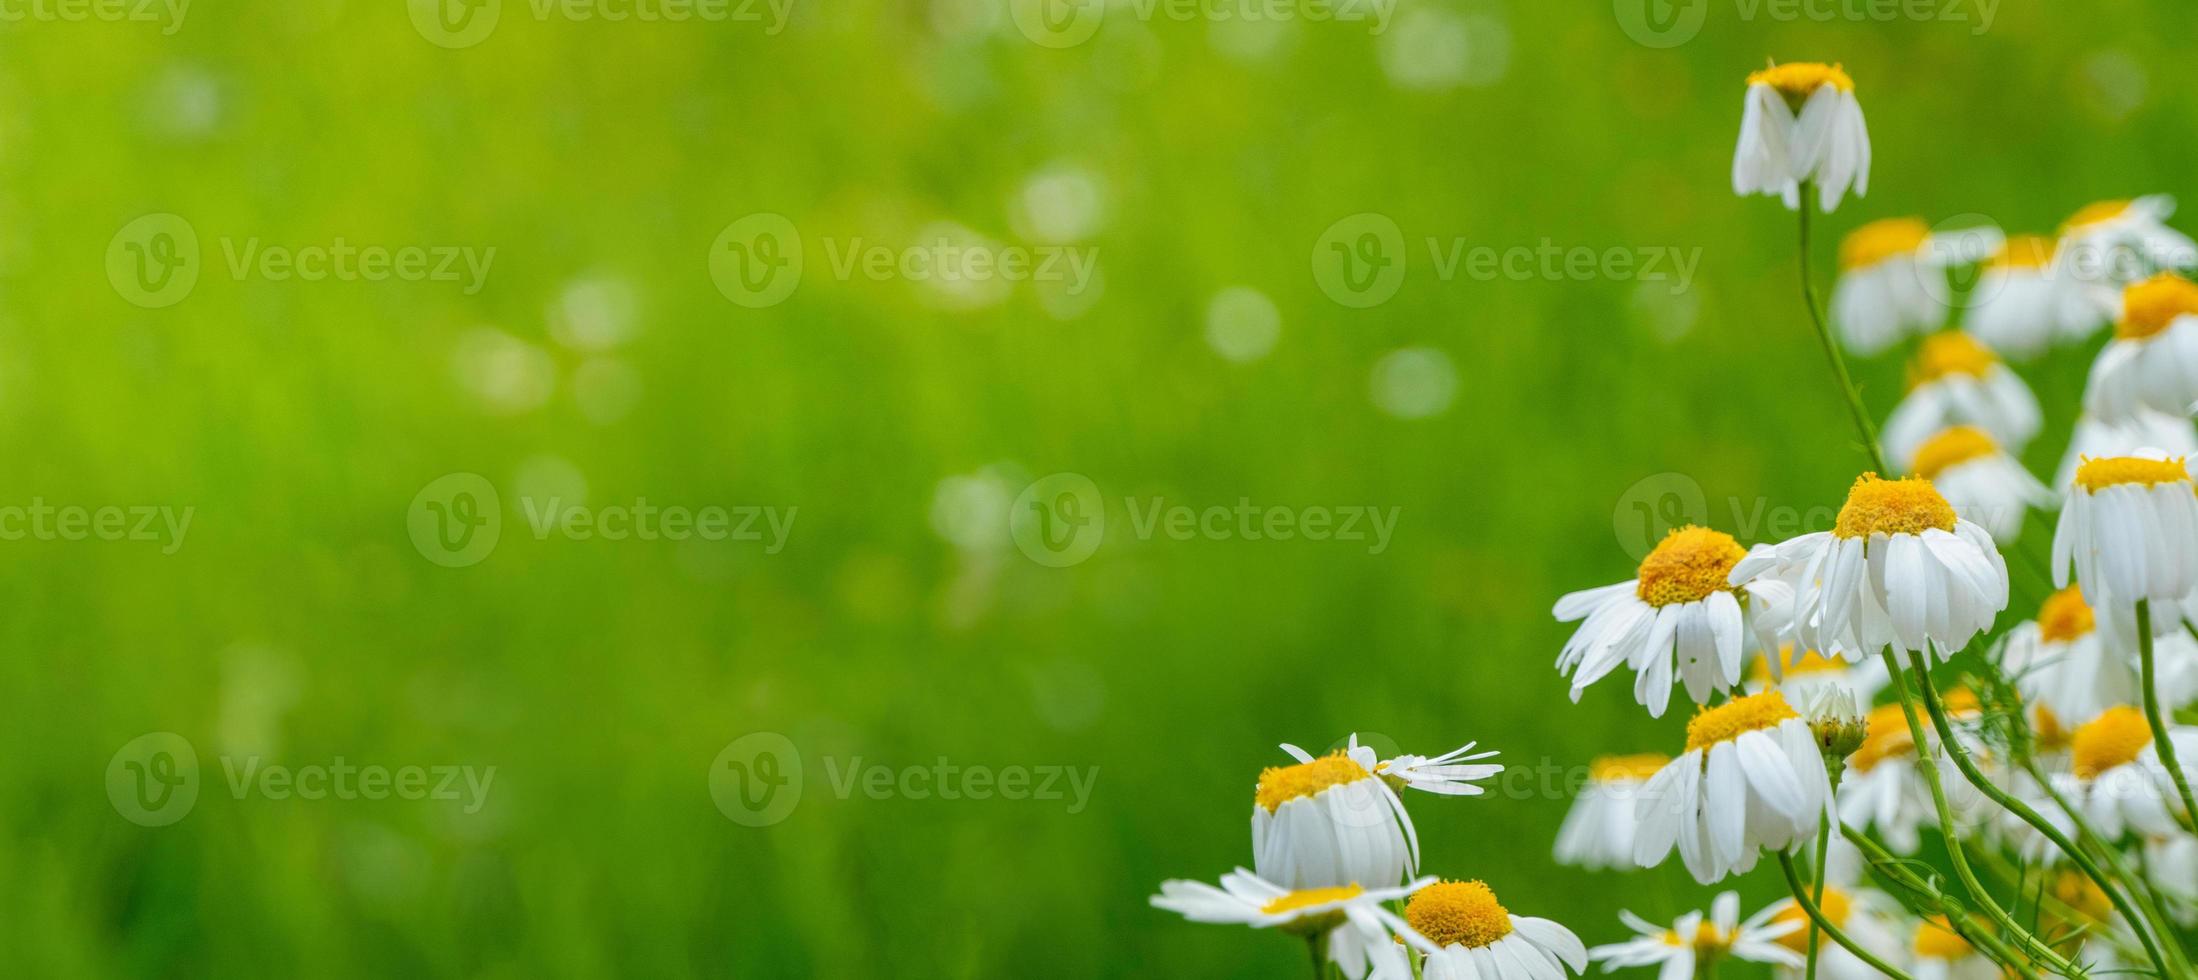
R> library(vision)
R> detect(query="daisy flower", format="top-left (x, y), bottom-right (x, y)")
top-left (1910, 425), bottom-right (2052, 544)
top-left (1401, 879), bottom-right (1587, 980)
top-left (1998, 586), bottom-right (2137, 727)
top-left (2052, 452), bottom-right (2198, 610)
top-left (1828, 217), bottom-right (1975, 355)
top-left (1732, 61), bottom-right (1870, 212)
top-left (1151, 869), bottom-right (1432, 980)
top-left (2058, 196), bottom-right (2198, 287)
top-left (1745, 644), bottom-right (1888, 711)
top-left (1732, 475), bottom-right (2007, 663)
top-left (2084, 273), bottom-right (2198, 420)
top-left (2070, 705), bottom-right (2191, 840)
top-left (1908, 915), bottom-right (1998, 980)
top-left (1632, 690), bottom-right (1831, 883)
top-left (2055, 410), bottom-right (2198, 489)
top-left (1882, 332), bottom-right (2042, 470)
top-left (1837, 697), bottom-right (1985, 853)
top-left (1553, 753), bottom-right (1664, 871)
top-left (1967, 234), bottom-right (2114, 360)
top-left (1554, 526), bottom-right (1789, 718)
top-left (1254, 737), bottom-right (1498, 890)
top-left (1588, 891), bottom-right (1802, 978)
top-left (1764, 887), bottom-right (1910, 980)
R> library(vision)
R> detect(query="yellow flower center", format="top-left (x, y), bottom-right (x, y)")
top-left (2064, 199), bottom-right (2132, 232)
top-left (1747, 61), bottom-right (1854, 106)
top-left (2051, 870), bottom-right (2113, 924)
top-left (1750, 644), bottom-right (1845, 683)
top-left (1909, 332), bottom-right (1999, 386)
top-left (1590, 753), bottom-right (1670, 783)
top-left (1685, 691), bottom-right (1798, 752)
top-left (1405, 880), bottom-right (1514, 949)
top-left (2033, 703), bottom-right (2072, 753)
top-left (2118, 273), bottom-right (2198, 341)
top-left (2037, 586), bottom-right (2096, 644)
top-left (1910, 426), bottom-right (1998, 481)
top-left (1635, 526), bottom-right (1746, 607)
top-left (1834, 474), bottom-right (1957, 539)
top-left (1773, 889), bottom-right (1850, 952)
top-left (2072, 455), bottom-right (2190, 493)
top-left (2072, 705), bottom-right (2153, 780)
top-left (1263, 884), bottom-right (1364, 916)
top-left (1838, 218), bottom-right (1931, 271)
top-left (1255, 752), bottom-right (1371, 812)
top-left (1988, 234), bottom-right (2056, 271)
top-left (1913, 916), bottom-right (1973, 960)
top-left (1662, 921), bottom-right (1727, 952)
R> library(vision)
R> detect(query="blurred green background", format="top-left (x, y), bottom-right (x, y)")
top-left (4, 0), bottom-right (2195, 975)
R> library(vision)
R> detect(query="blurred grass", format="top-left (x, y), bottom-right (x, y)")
top-left (2, 0), bottom-right (2196, 976)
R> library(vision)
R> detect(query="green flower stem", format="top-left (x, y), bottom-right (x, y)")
top-left (1794, 181), bottom-right (1889, 474)
top-left (1777, 850), bottom-right (1916, 980)
top-left (2019, 755), bottom-right (2192, 975)
top-left (2136, 599), bottom-right (2198, 835)
top-left (1879, 650), bottom-right (2088, 977)
top-left (1806, 808), bottom-right (1831, 980)
top-left (1904, 648), bottom-right (2179, 977)
top-left (1842, 828), bottom-right (2040, 977)
top-left (1307, 933), bottom-right (1328, 980)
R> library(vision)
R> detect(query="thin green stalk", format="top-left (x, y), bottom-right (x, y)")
top-left (1794, 180), bottom-right (1889, 474)
top-left (1906, 648), bottom-right (2179, 977)
top-left (2136, 599), bottom-right (2198, 834)
top-left (2020, 756), bottom-right (2191, 975)
top-left (1880, 651), bottom-right (2088, 976)
top-left (1806, 809), bottom-right (1830, 980)
top-left (1307, 933), bottom-right (1328, 979)
top-left (1843, 828), bottom-right (2040, 977)
top-left (1777, 850), bottom-right (1917, 980)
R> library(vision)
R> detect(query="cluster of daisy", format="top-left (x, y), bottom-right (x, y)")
top-left (1154, 60), bottom-right (2198, 978)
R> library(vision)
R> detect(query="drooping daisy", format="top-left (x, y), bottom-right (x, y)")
top-left (1838, 697), bottom-right (1985, 853)
top-left (1732, 475), bottom-right (2008, 663)
top-left (1998, 587), bottom-right (2137, 727)
top-left (1253, 751), bottom-right (1418, 891)
top-left (1555, 526), bottom-right (1790, 718)
top-left (1553, 754), bottom-right (1663, 871)
top-left (2058, 196), bottom-right (2198, 288)
top-left (2053, 452), bottom-right (2198, 610)
top-left (1588, 891), bottom-right (1802, 977)
top-left (2055, 410), bottom-right (2198, 489)
top-left (1828, 217), bottom-right (1976, 355)
top-left (1402, 879), bottom-right (1587, 980)
top-left (1967, 234), bottom-right (2115, 360)
top-left (1732, 61), bottom-right (1870, 212)
top-left (1764, 887), bottom-right (1910, 980)
top-left (1633, 691), bottom-right (1831, 884)
top-left (1255, 737), bottom-right (1498, 890)
top-left (2070, 705), bottom-right (2189, 840)
top-left (1745, 644), bottom-right (1888, 710)
top-left (1910, 425), bottom-right (2053, 544)
top-left (1908, 915), bottom-right (1997, 980)
top-left (2084, 273), bottom-right (2198, 420)
top-left (1151, 869), bottom-right (1432, 980)
top-left (1883, 332), bottom-right (2043, 470)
